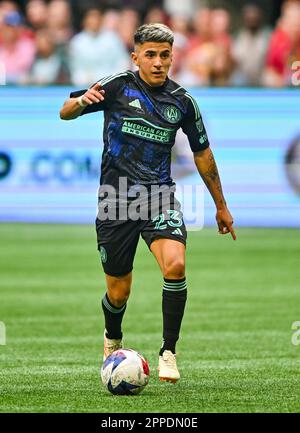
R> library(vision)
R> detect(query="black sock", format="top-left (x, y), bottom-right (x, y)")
top-left (101, 293), bottom-right (127, 340)
top-left (159, 277), bottom-right (187, 355)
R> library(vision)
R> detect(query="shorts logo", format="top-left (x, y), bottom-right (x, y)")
top-left (171, 228), bottom-right (183, 236)
top-left (100, 246), bottom-right (107, 263)
top-left (164, 106), bottom-right (181, 123)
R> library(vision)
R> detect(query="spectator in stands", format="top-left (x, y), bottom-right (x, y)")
top-left (144, 6), bottom-right (168, 25)
top-left (178, 7), bottom-right (233, 86)
top-left (46, 0), bottom-right (73, 83)
top-left (188, 7), bottom-right (212, 51)
top-left (25, 0), bottom-right (48, 32)
top-left (118, 8), bottom-right (140, 53)
top-left (0, 0), bottom-right (18, 21)
top-left (210, 44), bottom-right (233, 87)
top-left (28, 29), bottom-right (63, 84)
top-left (232, 3), bottom-right (271, 86)
top-left (0, 0), bottom-right (19, 38)
top-left (1, 0), bottom-right (34, 40)
top-left (211, 8), bottom-right (232, 49)
top-left (210, 8), bottom-right (233, 86)
top-left (177, 8), bottom-right (212, 86)
top-left (69, 8), bottom-right (130, 86)
top-left (168, 14), bottom-right (190, 80)
top-left (102, 8), bottom-right (121, 33)
top-left (0, 10), bottom-right (36, 83)
top-left (163, 0), bottom-right (194, 20)
top-left (263, 0), bottom-right (300, 87)
top-left (47, 0), bottom-right (73, 46)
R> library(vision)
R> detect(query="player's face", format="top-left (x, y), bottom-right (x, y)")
top-left (131, 42), bottom-right (173, 87)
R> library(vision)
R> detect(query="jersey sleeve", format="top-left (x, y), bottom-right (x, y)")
top-left (181, 94), bottom-right (210, 152)
top-left (69, 74), bottom-right (125, 116)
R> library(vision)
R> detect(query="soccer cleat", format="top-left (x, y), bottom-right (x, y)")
top-left (103, 329), bottom-right (123, 361)
top-left (158, 350), bottom-right (180, 383)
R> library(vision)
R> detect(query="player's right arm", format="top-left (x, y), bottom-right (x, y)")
top-left (59, 83), bottom-right (105, 120)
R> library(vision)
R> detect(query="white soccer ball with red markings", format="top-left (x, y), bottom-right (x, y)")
top-left (101, 349), bottom-right (150, 395)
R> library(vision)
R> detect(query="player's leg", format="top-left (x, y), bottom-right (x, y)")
top-left (141, 192), bottom-right (187, 382)
top-left (95, 218), bottom-right (140, 360)
top-left (150, 238), bottom-right (187, 354)
top-left (150, 238), bottom-right (187, 382)
top-left (102, 272), bottom-right (132, 360)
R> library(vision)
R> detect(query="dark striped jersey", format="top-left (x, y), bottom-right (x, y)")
top-left (70, 70), bottom-right (210, 191)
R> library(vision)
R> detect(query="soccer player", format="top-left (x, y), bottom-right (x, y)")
top-left (60, 23), bottom-right (236, 383)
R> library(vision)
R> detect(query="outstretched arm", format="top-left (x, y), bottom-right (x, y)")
top-left (194, 147), bottom-right (236, 240)
top-left (59, 83), bottom-right (105, 120)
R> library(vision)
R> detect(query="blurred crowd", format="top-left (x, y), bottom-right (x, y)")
top-left (0, 0), bottom-right (299, 87)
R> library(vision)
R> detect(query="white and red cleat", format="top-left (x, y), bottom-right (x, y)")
top-left (158, 350), bottom-right (180, 383)
top-left (103, 329), bottom-right (123, 361)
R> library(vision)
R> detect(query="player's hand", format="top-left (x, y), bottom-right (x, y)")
top-left (216, 207), bottom-right (236, 240)
top-left (81, 83), bottom-right (105, 106)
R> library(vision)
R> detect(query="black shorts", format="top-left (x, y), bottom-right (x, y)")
top-left (95, 197), bottom-right (187, 277)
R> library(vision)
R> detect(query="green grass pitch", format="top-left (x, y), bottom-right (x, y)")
top-left (0, 224), bottom-right (299, 413)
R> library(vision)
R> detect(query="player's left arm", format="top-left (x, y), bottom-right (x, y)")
top-left (194, 148), bottom-right (236, 240)
top-left (181, 94), bottom-right (236, 240)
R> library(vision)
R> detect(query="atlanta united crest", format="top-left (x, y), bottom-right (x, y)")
top-left (163, 105), bottom-right (182, 123)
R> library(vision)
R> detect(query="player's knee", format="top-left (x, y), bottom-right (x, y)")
top-left (110, 293), bottom-right (129, 308)
top-left (108, 290), bottom-right (130, 308)
top-left (106, 273), bottom-right (131, 307)
top-left (163, 258), bottom-right (185, 279)
top-left (107, 284), bottom-right (131, 308)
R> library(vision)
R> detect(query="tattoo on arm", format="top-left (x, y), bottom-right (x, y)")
top-left (196, 150), bottom-right (226, 208)
top-left (203, 151), bottom-right (219, 183)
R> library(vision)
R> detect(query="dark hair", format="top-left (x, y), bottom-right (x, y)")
top-left (134, 23), bottom-right (174, 46)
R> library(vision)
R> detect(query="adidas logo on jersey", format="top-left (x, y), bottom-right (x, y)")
top-left (171, 228), bottom-right (183, 236)
top-left (129, 99), bottom-right (142, 110)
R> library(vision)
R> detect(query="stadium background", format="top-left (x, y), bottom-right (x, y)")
top-left (0, 0), bottom-right (300, 413)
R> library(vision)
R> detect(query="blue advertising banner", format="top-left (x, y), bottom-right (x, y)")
top-left (0, 87), bottom-right (299, 226)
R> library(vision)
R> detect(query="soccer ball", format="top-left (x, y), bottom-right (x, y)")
top-left (101, 349), bottom-right (150, 395)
